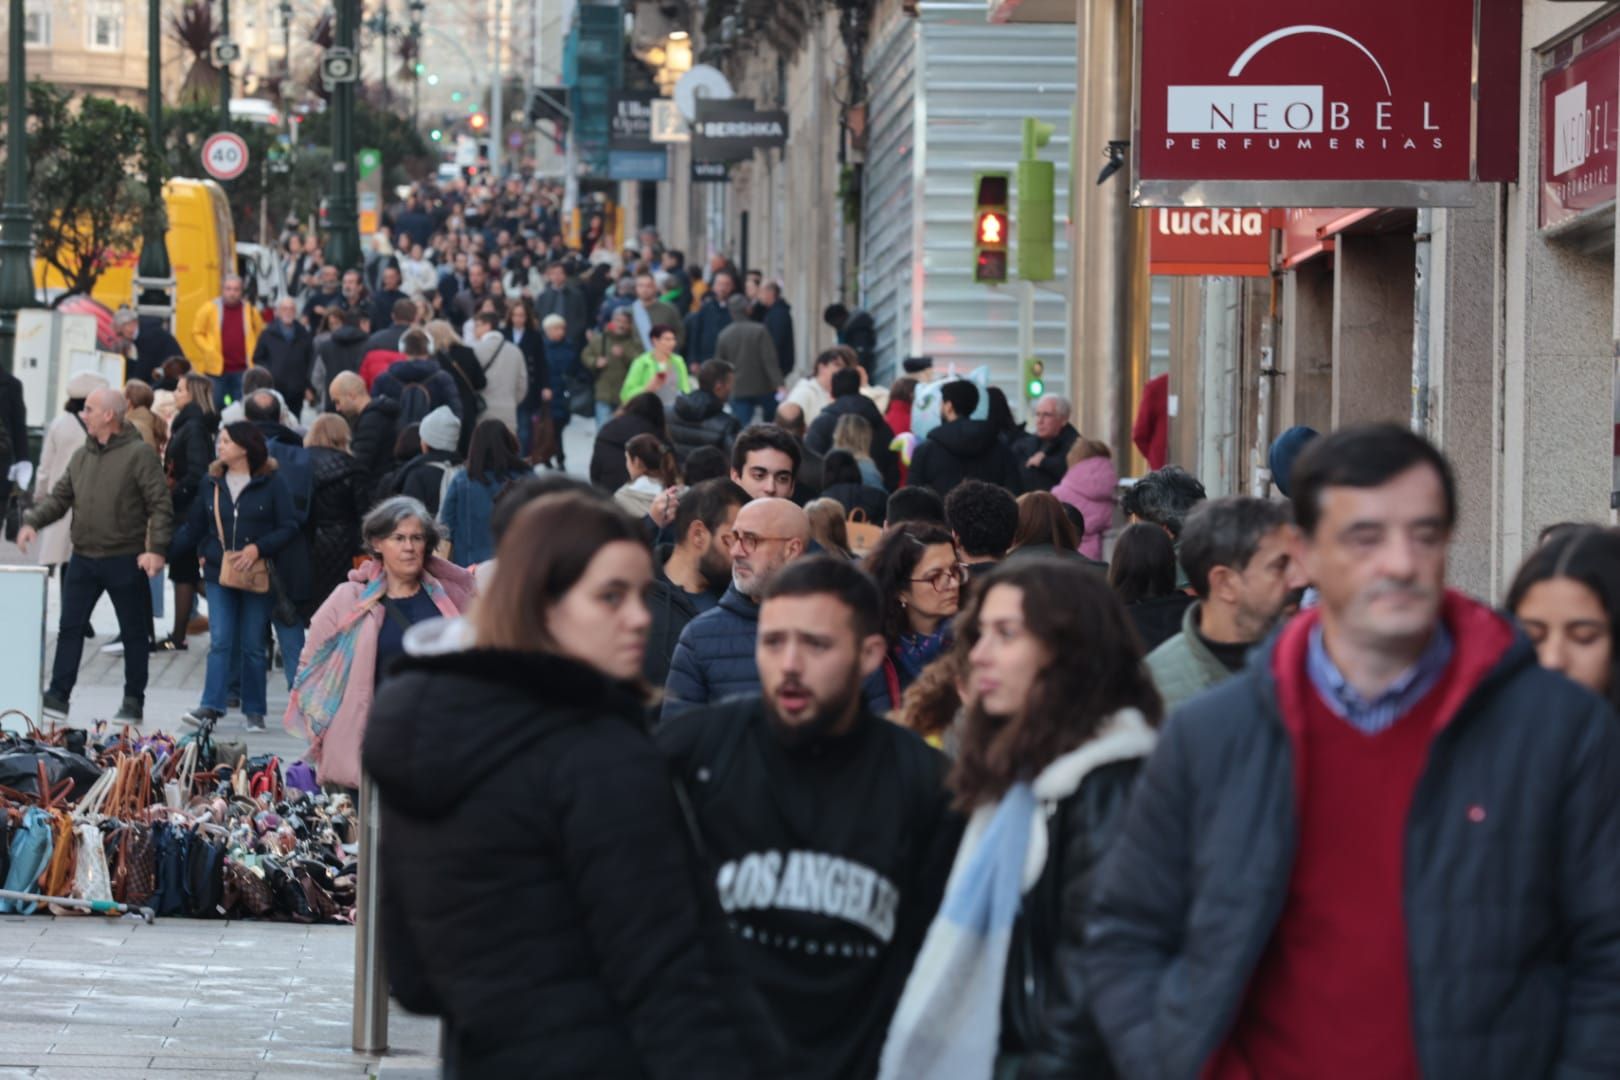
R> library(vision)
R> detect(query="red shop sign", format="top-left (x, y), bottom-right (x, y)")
top-left (1149, 207), bottom-right (1277, 276)
top-left (1276, 208), bottom-right (1377, 269)
top-left (1539, 15), bottom-right (1620, 230)
top-left (1135, 0), bottom-right (1479, 207)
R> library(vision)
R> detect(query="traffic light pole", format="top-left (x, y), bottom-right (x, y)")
top-left (0, 0), bottom-right (34, 377)
top-left (134, 0), bottom-right (174, 325)
top-left (327, 0), bottom-right (362, 271)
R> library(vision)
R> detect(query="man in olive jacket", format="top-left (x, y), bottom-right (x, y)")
top-left (19, 389), bottom-right (172, 723)
top-left (1087, 425), bottom-right (1620, 1080)
top-left (713, 296), bottom-right (782, 425)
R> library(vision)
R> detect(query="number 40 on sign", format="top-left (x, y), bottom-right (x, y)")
top-left (202, 132), bottom-right (250, 182)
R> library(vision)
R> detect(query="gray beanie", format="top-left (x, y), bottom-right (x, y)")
top-left (418, 405), bottom-right (461, 452)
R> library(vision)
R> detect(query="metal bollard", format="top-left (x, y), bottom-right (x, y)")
top-left (353, 773), bottom-right (389, 1053)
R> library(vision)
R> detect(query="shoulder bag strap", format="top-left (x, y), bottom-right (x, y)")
top-left (212, 484), bottom-right (230, 550)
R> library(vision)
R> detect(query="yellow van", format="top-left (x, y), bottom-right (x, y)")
top-left (36, 177), bottom-right (236, 365)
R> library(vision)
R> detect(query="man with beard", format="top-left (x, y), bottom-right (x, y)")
top-left (661, 497), bottom-right (809, 722)
top-left (645, 479), bottom-right (748, 687)
top-left (1146, 496), bottom-right (1309, 710)
top-left (659, 557), bottom-right (958, 1080)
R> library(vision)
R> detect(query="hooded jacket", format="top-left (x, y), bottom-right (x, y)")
top-left (661, 585), bottom-right (762, 723)
top-left (591, 411), bottom-right (663, 492)
top-left (1012, 423), bottom-right (1080, 493)
top-left (907, 418), bottom-right (1021, 496)
top-left (372, 358), bottom-right (463, 420)
top-left (658, 696), bottom-right (959, 1080)
top-left (1052, 455), bottom-right (1117, 560)
top-left (365, 648), bottom-right (782, 1079)
top-left (806, 393), bottom-right (900, 490)
top-left (165, 402), bottom-right (220, 514)
top-left (169, 459), bottom-right (298, 586)
top-left (383, 448), bottom-right (459, 517)
top-left (1086, 593), bottom-right (1620, 1080)
top-left (348, 396), bottom-right (402, 492)
top-left (313, 323), bottom-right (370, 405)
top-left (26, 421), bottom-right (173, 559)
top-left (670, 390), bottom-right (741, 463)
top-left (251, 319), bottom-right (317, 407)
top-left (645, 546), bottom-right (721, 689)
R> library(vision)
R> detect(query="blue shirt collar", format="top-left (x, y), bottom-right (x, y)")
top-left (1306, 620), bottom-right (1454, 735)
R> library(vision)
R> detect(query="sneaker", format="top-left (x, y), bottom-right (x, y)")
top-left (100, 640), bottom-right (125, 655)
top-left (113, 698), bottom-right (143, 724)
top-left (41, 692), bottom-right (69, 719)
top-left (244, 714), bottom-right (266, 731)
top-left (181, 706), bottom-right (224, 729)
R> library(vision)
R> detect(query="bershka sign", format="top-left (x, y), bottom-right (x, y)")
top-left (1136, 0), bottom-right (1480, 207)
top-left (1150, 208), bottom-right (1276, 277)
top-left (1539, 14), bottom-right (1620, 230)
top-left (692, 100), bottom-right (789, 162)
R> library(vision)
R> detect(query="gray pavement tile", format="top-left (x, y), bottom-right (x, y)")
top-left (0, 1070), bottom-right (37, 1079)
top-left (31, 1058), bottom-right (153, 1071)
top-left (145, 1057), bottom-right (268, 1071)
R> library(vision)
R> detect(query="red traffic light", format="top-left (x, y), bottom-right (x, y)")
top-left (469, 112), bottom-right (488, 130)
top-left (977, 210), bottom-right (1007, 248)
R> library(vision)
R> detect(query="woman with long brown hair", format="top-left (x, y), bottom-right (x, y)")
top-left (363, 492), bottom-right (779, 1077)
top-left (881, 557), bottom-right (1160, 1079)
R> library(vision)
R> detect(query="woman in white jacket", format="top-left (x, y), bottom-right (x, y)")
top-left (33, 371), bottom-right (109, 570)
top-left (470, 308), bottom-right (528, 437)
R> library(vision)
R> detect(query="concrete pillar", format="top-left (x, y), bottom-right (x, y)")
top-left (1428, 195), bottom-right (1504, 601)
top-left (1331, 233), bottom-right (1416, 427)
top-left (1278, 260), bottom-right (1333, 435)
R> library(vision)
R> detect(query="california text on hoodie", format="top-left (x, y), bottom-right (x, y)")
top-left (366, 647), bottom-right (783, 1078)
top-left (658, 696), bottom-right (961, 1080)
top-left (907, 418), bottom-right (1021, 496)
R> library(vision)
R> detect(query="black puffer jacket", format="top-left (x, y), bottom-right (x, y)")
top-left (164, 403), bottom-right (220, 515)
top-left (1086, 594), bottom-right (1620, 1080)
top-left (645, 546), bottom-right (719, 691)
top-left (365, 648), bottom-right (783, 1079)
top-left (669, 390), bottom-right (740, 464)
top-left (907, 418), bottom-right (1021, 496)
top-left (348, 396), bottom-right (401, 493)
top-left (591, 411), bottom-right (663, 492)
top-left (303, 446), bottom-right (365, 618)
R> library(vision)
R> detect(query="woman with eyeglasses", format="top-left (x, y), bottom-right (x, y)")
top-left (864, 522), bottom-right (964, 712)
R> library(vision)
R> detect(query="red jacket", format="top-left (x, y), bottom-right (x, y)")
top-left (1132, 372), bottom-right (1168, 470)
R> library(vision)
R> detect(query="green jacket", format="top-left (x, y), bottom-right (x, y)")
top-left (26, 421), bottom-right (173, 558)
top-left (585, 326), bottom-right (643, 405)
top-left (1144, 600), bottom-right (1234, 712)
top-left (621, 351), bottom-right (691, 404)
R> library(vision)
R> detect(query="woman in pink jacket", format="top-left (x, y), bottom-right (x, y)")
top-left (1052, 438), bottom-right (1118, 561)
top-left (283, 495), bottom-right (476, 789)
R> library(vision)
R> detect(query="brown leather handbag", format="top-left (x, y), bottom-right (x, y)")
top-left (214, 486), bottom-right (270, 593)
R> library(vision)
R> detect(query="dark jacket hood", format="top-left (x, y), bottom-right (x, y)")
top-left (363, 396), bottom-right (402, 420)
top-left (206, 457), bottom-right (280, 480)
top-left (717, 584), bottom-right (759, 621)
top-left (90, 423), bottom-right (144, 455)
top-left (367, 649), bottom-right (647, 818)
top-left (673, 389), bottom-right (725, 423)
top-left (332, 324), bottom-right (369, 345)
top-left (387, 357), bottom-right (442, 384)
top-left (926, 417), bottom-right (1001, 458)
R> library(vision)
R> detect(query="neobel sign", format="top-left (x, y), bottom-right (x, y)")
top-left (1539, 13), bottom-right (1620, 230)
top-left (1135, 0), bottom-right (1484, 207)
top-left (1149, 208), bottom-right (1276, 277)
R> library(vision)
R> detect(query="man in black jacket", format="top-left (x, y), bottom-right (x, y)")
top-left (684, 271), bottom-right (735, 365)
top-left (372, 329), bottom-right (463, 421)
top-left (1010, 393), bottom-right (1079, 492)
top-left (369, 264), bottom-right (410, 331)
top-left (365, 296), bottom-right (418, 357)
top-left (669, 359), bottom-right (742, 464)
top-left (806, 368), bottom-right (898, 489)
top-left (251, 297), bottom-right (317, 408)
top-left (314, 308), bottom-right (371, 409)
top-left (907, 380), bottom-right (1019, 496)
top-left (760, 281), bottom-right (795, 378)
top-left (1086, 424), bottom-right (1620, 1080)
top-left (645, 479), bottom-right (746, 688)
top-left (659, 557), bottom-right (959, 1080)
top-left (331, 371), bottom-right (402, 495)
top-left (534, 260), bottom-right (588, 349)
top-left (823, 303), bottom-right (877, 377)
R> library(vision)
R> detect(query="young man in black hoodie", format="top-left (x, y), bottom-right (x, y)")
top-left (907, 379), bottom-right (1020, 496)
top-left (645, 478), bottom-right (746, 688)
top-left (659, 557), bottom-right (959, 1080)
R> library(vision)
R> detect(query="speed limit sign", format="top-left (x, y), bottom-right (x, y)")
top-left (201, 132), bottom-right (250, 181)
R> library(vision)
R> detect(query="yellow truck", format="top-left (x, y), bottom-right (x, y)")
top-left (35, 177), bottom-right (236, 365)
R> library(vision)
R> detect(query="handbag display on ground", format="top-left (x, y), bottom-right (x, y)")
top-left (213, 487), bottom-right (270, 594)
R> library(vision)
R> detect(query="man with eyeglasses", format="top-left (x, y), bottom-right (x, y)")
top-left (1012, 393), bottom-right (1079, 493)
top-left (659, 557), bottom-right (959, 1079)
top-left (661, 498), bottom-right (811, 723)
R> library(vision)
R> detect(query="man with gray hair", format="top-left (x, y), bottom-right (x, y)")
top-left (1145, 495), bottom-right (1308, 710)
top-left (1012, 392), bottom-right (1080, 492)
top-left (18, 387), bottom-right (172, 722)
top-left (250, 295), bottom-right (317, 407)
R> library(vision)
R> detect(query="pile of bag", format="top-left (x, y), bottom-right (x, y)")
top-left (0, 720), bottom-right (356, 923)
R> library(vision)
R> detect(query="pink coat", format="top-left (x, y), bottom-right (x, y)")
top-left (284, 556), bottom-right (476, 789)
top-left (1053, 456), bottom-right (1118, 561)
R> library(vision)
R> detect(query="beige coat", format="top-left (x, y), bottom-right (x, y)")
top-left (472, 331), bottom-right (528, 436)
top-left (33, 412), bottom-right (87, 567)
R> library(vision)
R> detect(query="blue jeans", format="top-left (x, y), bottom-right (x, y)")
top-left (213, 371), bottom-right (245, 410)
top-left (273, 620), bottom-right (306, 691)
top-left (202, 582), bottom-right (274, 716)
top-left (595, 400), bottom-right (616, 428)
top-left (50, 554), bottom-right (150, 704)
top-left (730, 395), bottom-right (778, 425)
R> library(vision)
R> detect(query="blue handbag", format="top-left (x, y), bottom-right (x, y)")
top-left (0, 808), bottom-right (56, 913)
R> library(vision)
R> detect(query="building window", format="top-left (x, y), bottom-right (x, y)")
top-left (22, 2), bottom-right (49, 46)
top-left (87, 0), bottom-right (122, 50)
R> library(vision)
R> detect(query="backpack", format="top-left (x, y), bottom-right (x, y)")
top-left (267, 441), bottom-right (314, 525)
top-left (397, 381), bottom-right (434, 428)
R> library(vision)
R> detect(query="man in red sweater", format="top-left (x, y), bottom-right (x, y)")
top-left (1086, 423), bottom-right (1620, 1079)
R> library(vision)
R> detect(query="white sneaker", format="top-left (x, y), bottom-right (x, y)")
top-left (100, 641), bottom-right (125, 655)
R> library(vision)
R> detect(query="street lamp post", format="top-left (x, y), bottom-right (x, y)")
top-left (0, 0), bottom-right (37, 377)
top-left (379, 0), bottom-right (388, 110)
top-left (327, 0), bottom-right (361, 271)
top-left (409, 0), bottom-right (424, 130)
top-left (133, 0), bottom-right (174, 324)
top-left (281, 0), bottom-right (293, 77)
top-left (219, 0), bottom-right (232, 127)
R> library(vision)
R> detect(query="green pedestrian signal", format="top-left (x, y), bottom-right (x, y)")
top-left (430, 128), bottom-right (443, 141)
top-left (1018, 118), bottom-right (1056, 282)
top-left (973, 172), bottom-right (1010, 285)
top-left (1024, 357), bottom-right (1045, 401)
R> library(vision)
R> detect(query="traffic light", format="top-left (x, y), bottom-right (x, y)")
top-left (469, 111), bottom-right (487, 131)
top-left (429, 128), bottom-right (443, 141)
top-left (1024, 357), bottom-right (1045, 401)
top-left (1018, 118), bottom-right (1056, 281)
top-left (973, 171), bottom-right (1009, 284)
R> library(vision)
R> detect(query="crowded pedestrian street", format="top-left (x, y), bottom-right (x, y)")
top-left (4, 0), bottom-right (1620, 1077)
